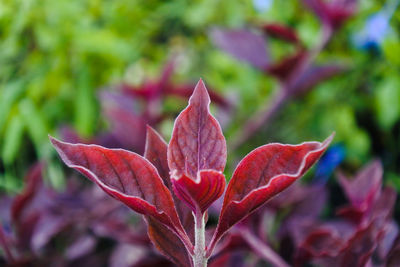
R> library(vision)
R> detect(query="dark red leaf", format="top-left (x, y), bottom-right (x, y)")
top-left (210, 135), bottom-right (333, 252)
top-left (266, 49), bottom-right (306, 80)
top-left (101, 96), bottom-right (147, 153)
top-left (261, 23), bottom-right (299, 44)
top-left (146, 217), bottom-right (193, 267)
top-left (210, 28), bottom-right (269, 70)
top-left (168, 79), bottom-right (227, 179)
top-left (11, 163), bottom-right (44, 224)
top-left (290, 64), bottom-right (346, 96)
top-left (303, 0), bottom-right (357, 29)
top-left (337, 159), bottom-right (382, 209)
top-left (49, 137), bottom-right (191, 249)
top-left (144, 126), bottom-right (170, 189)
top-left (168, 80), bottom-right (227, 213)
top-left (171, 170), bottom-right (226, 213)
top-left (144, 126), bottom-right (194, 239)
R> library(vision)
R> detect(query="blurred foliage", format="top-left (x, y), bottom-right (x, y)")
top-left (0, 0), bottom-right (399, 192)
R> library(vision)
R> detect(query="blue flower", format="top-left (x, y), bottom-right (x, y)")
top-left (353, 0), bottom-right (399, 50)
top-left (314, 143), bottom-right (346, 185)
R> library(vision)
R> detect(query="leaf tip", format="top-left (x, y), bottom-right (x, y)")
top-left (189, 78), bottom-right (210, 106)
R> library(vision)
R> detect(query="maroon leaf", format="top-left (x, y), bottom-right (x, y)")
top-left (49, 137), bottom-right (191, 250)
top-left (144, 126), bottom-right (170, 189)
top-left (209, 134), bottom-right (333, 253)
top-left (210, 28), bottom-right (269, 70)
top-left (146, 217), bottom-right (193, 267)
top-left (303, 0), bottom-right (357, 29)
top-left (168, 79), bottom-right (227, 213)
top-left (144, 126), bottom-right (194, 238)
top-left (337, 160), bottom-right (382, 209)
top-left (168, 79), bottom-right (227, 179)
top-left (266, 49), bottom-right (306, 81)
top-left (261, 23), bottom-right (299, 44)
top-left (171, 170), bottom-right (226, 213)
top-left (290, 64), bottom-right (346, 96)
top-left (11, 163), bottom-right (44, 224)
top-left (101, 96), bottom-right (147, 153)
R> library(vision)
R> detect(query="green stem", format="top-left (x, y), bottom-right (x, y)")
top-left (193, 211), bottom-right (207, 267)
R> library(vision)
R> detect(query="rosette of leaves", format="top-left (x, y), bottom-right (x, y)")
top-left (50, 79), bottom-right (332, 267)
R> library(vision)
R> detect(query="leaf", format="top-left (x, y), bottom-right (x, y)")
top-left (49, 136), bottom-right (190, 247)
top-left (261, 23), bottom-right (299, 44)
top-left (209, 134), bottom-right (333, 252)
top-left (11, 163), bottom-right (44, 224)
top-left (2, 114), bottom-right (25, 165)
top-left (144, 126), bottom-right (171, 189)
top-left (302, 0), bottom-right (356, 29)
top-left (171, 170), bottom-right (226, 213)
top-left (337, 160), bottom-right (382, 209)
top-left (168, 79), bottom-right (227, 179)
top-left (210, 28), bottom-right (269, 70)
top-left (100, 91), bottom-right (147, 154)
top-left (167, 79), bottom-right (227, 213)
top-left (266, 49), bottom-right (306, 81)
top-left (144, 126), bottom-right (194, 237)
top-left (290, 64), bottom-right (346, 96)
top-left (146, 216), bottom-right (193, 267)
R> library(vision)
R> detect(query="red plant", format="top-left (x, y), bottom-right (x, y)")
top-left (49, 79), bottom-right (332, 267)
top-left (210, 0), bottom-right (356, 150)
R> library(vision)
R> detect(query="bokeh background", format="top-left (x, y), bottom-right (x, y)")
top-left (0, 0), bottom-right (400, 265)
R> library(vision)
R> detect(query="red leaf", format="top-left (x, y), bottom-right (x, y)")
top-left (210, 28), bottom-right (269, 70)
top-left (11, 163), bottom-right (44, 224)
top-left (168, 79), bottom-right (227, 179)
top-left (337, 160), bottom-right (382, 209)
top-left (303, 0), bottom-right (356, 29)
top-left (266, 49), bottom-right (306, 80)
top-left (290, 64), bottom-right (346, 96)
top-left (209, 134), bottom-right (333, 252)
top-left (144, 126), bottom-right (171, 189)
top-left (171, 170), bottom-right (226, 213)
top-left (261, 23), bottom-right (299, 44)
top-left (144, 126), bottom-right (194, 238)
top-left (49, 136), bottom-right (191, 249)
top-left (168, 79), bottom-right (227, 213)
top-left (146, 217), bottom-right (193, 267)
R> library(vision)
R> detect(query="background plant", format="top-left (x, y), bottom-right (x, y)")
top-left (0, 0), bottom-right (399, 265)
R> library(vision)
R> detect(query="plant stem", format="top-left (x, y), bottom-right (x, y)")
top-left (193, 211), bottom-right (207, 267)
top-left (241, 228), bottom-right (290, 267)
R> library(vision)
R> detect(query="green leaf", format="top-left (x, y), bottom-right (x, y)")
top-left (2, 114), bottom-right (24, 165)
top-left (19, 99), bottom-right (49, 156)
top-left (374, 76), bottom-right (400, 130)
top-left (74, 66), bottom-right (97, 137)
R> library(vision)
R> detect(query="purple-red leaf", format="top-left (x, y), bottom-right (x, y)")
top-left (168, 79), bottom-right (227, 179)
top-left (171, 170), bottom-right (226, 213)
top-left (210, 28), bottom-right (269, 70)
top-left (144, 126), bottom-right (170, 189)
top-left (146, 217), bottom-right (193, 267)
top-left (49, 137), bottom-right (189, 247)
top-left (168, 79), bottom-right (227, 213)
top-left (144, 126), bottom-right (194, 238)
top-left (11, 163), bottom-right (44, 224)
top-left (261, 23), bottom-right (299, 44)
top-left (337, 160), bottom-right (382, 209)
top-left (303, 0), bottom-right (357, 29)
top-left (290, 64), bottom-right (346, 96)
top-left (209, 135), bottom-right (333, 252)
